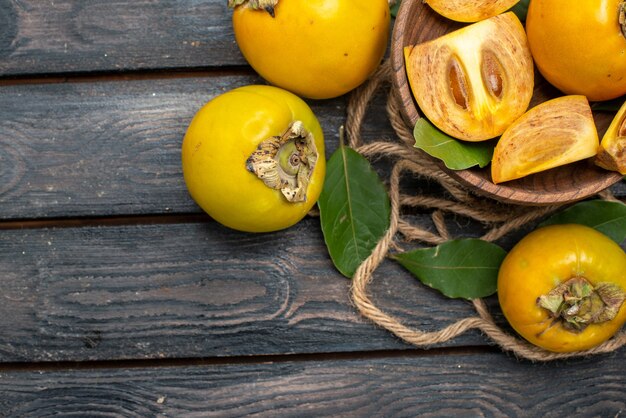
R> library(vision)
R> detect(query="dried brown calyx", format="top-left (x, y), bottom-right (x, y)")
top-left (537, 277), bottom-right (626, 332)
top-left (227, 0), bottom-right (278, 17)
top-left (246, 121), bottom-right (318, 203)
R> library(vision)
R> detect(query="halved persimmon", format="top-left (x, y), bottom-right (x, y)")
top-left (424, 0), bottom-right (520, 22)
top-left (596, 100), bottom-right (626, 174)
top-left (404, 12), bottom-right (534, 142)
top-left (491, 96), bottom-right (599, 184)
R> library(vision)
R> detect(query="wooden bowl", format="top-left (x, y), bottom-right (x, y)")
top-left (390, 0), bottom-right (622, 206)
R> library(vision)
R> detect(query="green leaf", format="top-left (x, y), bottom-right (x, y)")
top-left (318, 144), bottom-right (391, 278)
top-left (413, 118), bottom-right (494, 170)
top-left (394, 239), bottom-right (506, 299)
top-left (390, 0), bottom-right (400, 17)
top-left (509, 0), bottom-right (529, 21)
top-left (540, 199), bottom-right (626, 244)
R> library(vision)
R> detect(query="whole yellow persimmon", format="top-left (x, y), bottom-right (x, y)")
top-left (526, 0), bottom-right (626, 101)
top-left (229, 0), bottom-right (390, 99)
top-left (498, 224), bottom-right (626, 353)
top-left (181, 85), bottom-right (325, 233)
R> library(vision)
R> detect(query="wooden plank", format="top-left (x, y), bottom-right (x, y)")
top-left (0, 74), bottom-right (388, 220)
top-left (0, 0), bottom-right (245, 76)
top-left (0, 217), bottom-right (498, 363)
top-left (0, 74), bottom-right (622, 221)
top-left (1, 351), bottom-right (625, 416)
top-left (0, 74), bottom-right (236, 219)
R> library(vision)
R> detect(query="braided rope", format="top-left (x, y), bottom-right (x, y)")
top-left (347, 60), bottom-right (626, 361)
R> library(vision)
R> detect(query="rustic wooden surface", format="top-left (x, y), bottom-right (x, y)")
top-left (0, 0), bottom-right (625, 416)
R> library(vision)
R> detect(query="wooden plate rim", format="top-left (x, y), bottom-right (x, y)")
top-left (389, 0), bottom-right (622, 206)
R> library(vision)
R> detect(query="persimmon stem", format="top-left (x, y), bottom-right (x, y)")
top-left (227, 0), bottom-right (278, 17)
top-left (246, 121), bottom-right (318, 203)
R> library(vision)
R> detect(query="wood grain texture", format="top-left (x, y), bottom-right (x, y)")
top-left (391, 0), bottom-right (623, 205)
top-left (1, 351), bottom-right (625, 417)
top-left (0, 74), bottom-right (249, 219)
top-left (0, 75), bottom-right (396, 220)
top-left (0, 217), bottom-right (505, 362)
top-left (0, 0), bottom-right (624, 411)
top-left (0, 0), bottom-right (245, 76)
top-left (0, 73), bottom-right (622, 221)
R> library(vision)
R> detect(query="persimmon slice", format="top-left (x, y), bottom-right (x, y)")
top-left (425, 0), bottom-right (521, 22)
top-left (491, 96), bottom-right (599, 184)
top-left (404, 12), bottom-right (534, 142)
top-left (595, 100), bottom-right (626, 174)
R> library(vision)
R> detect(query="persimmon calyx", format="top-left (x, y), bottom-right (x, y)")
top-left (227, 0), bottom-right (278, 16)
top-left (246, 121), bottom-right (318, 203)
top-left (537, 277), bottom-right (626, 332)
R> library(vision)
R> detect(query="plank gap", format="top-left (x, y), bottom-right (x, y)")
top-left (0, 346), bottom-right (499, 373)
top-left (0, 66), bottom-right (257, 87)
top-left (0, 212), bottom-right (212, 230)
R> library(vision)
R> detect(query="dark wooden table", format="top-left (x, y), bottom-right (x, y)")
top-left (1, 1), bottom-right (625, 416)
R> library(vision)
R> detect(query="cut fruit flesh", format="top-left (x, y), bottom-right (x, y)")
top-left (425, 0), bottom-right (521, 22)
top-left (491, 95), bottom-right (600, 184)
top-left (595, 100), bottom-right (626, 175)
top-left (404, 12), bottom-right (534, 142)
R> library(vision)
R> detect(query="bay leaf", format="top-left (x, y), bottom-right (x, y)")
top-left (390, 0), bottom-right (400, 17)
top-left (318, 144), bottom-right (391, 278)
top-left (394, 239), bottom-right (506, 299)
top-left (540, 199), bottom-right (626, 244)
top-left (509, 0), bottom-right (529, 21)
top-left (413, 118), bottom-right (494, 170)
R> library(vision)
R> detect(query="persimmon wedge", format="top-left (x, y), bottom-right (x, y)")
top-left (491, 96), bottom-right (599, 184)
top-left (424, 0), bottom-right (521, 22)
top-left (404, 12), bottom-right (534, 142)
top-left (595, 100), bottom-right (626, 174)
